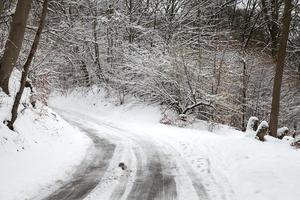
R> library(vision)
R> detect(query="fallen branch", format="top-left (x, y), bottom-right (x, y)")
top-left (182, 101), bottom-right (215, 114)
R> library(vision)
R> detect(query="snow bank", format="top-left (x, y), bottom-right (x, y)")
top-left (50, 88), bottom-right (300, 200)
top-left (0, 71), bottom-right (91, 200)
top-left (165, 132), bottom-right (300, 200)
top-left (277, 127), bottom-right (289, 138)
top-left (246, 116), bottom-right (259, 132)
top-left (50, 87), bottom-right (162, 124)
top-left (258, 120), bottom-right (269, 129)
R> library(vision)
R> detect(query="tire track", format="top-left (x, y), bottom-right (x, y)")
top-left (81, 117), bottom-right (178, 200)
top-left (164, 144), bottom-right (209, 199)
top-left (125, 144), bottom-right (177, 200)
top-left (108, 146), bottom-right (134, 200)
top-left (47, 108), bottom-right (208, 200)
top-left (41, 120), bottom-right (116, 200)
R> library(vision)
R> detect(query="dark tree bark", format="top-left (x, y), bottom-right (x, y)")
top-left (269, 0), bottom-right (293, 137)
top-left (7, 0), bottom-right (49, 130)
top-left (241, 58), bottom-right (247, 130)
top-left (0, 0), bottom-right (32, 95)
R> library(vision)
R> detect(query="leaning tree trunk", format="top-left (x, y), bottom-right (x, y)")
top-left (0, 0), bottom-right (32, 95)
top-left (7, 0), bottom-right (49, 130)
top-left (269, 0), bottom-right (293, 137)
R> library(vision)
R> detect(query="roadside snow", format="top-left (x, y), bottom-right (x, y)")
top-left (0, 71), bottom-right (91, 200)
top-left (50, 88), bottom-right (300, 200)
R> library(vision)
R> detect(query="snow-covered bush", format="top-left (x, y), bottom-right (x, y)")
top-left (160, 112), bottom-right (195, 127)
top-left (246, 116), bottom-right (259, 132)
top-left (160, 114), bottom-right (173, 125)
top-left (277, 127), bottom-right (289, 139)
top-left (175, 114), bottom-right (196, 127)
top-left (256, 121), bottom-right (269, 141)
top-left (292, 132), bottom-right (300, 148)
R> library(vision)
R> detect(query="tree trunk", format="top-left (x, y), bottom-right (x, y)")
top-left (241, 58), bottom-right (247, 130)
top-left (93, 15), bottom-right (105, 82)
top-left (80, 60), bottom-right (90, 87)
top-left (269, 0), bottom-right (293, 137)
top-left (0, 0), bottom-right (32, 95)
top-left (7, 0), bottom-right (49, 130)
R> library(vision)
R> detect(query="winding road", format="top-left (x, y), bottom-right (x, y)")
top-left (41, 108), bottom-right (209, 200)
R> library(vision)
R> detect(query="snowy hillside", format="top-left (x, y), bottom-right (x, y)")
top-left (0, 72), bottom-right (90, 200)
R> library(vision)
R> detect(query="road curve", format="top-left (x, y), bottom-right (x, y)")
top-left (42, 122), bottom-right (116, 200)
top-left (40, 108), bottom-right (209, 200)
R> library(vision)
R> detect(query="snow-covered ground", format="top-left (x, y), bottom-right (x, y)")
top-left (0, 72), bottom-right (90, 200)
top-left (47, 88), bottom-right (300, 200)
top-left (1, 82), bottom-right (299, 200)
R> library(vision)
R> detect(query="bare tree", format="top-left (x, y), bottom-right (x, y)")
top-left (260, 0), bottom-right (282, 56)
top-left (0, 0), bottom-right (295, 131)
top-left (7, 0), bottom-right (49, 130)
top-left (0, 0), bottom-right (32, 95)
top-left (269, 0), bottom-right (293, 137)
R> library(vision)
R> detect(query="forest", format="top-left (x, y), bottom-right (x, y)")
top-left (0, 0), bottom-right (299, 133)
top-left (0, 1), bottom-right (300, 200)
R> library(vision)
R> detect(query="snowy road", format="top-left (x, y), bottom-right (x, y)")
top-left (43, 108), bottom-right (209, 200)
top-left (43, 124), bottom-right (115, 200)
